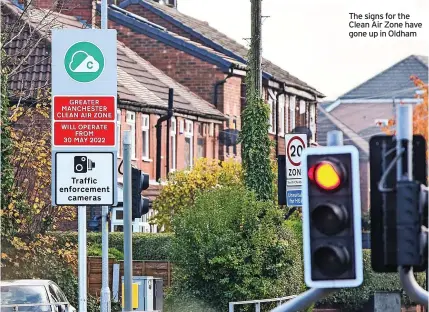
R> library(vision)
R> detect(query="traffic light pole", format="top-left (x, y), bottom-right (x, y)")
top-left (396, 104), bottom-right (429, 306)
top-left (271, 130), bottom-right (344, 312)
top-left (123, 130), bottom-right (133, 311)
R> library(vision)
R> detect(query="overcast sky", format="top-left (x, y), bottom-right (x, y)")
top-left (177, 0), bottom-right (428, 100)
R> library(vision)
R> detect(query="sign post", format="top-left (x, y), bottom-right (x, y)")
top-left (285, 134), bottom-right (307, 207)
top-left (51, 28), bottom-right (117, 312)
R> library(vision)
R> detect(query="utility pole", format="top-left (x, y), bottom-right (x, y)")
top-left (250, 0), bottom-right (262, 95)
top-left (123, 130), bottom-right (133, 311)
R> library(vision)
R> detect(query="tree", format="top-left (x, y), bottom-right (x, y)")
top-left (381, 76), bottom-right (428, 147)
top-left (169, 186), bottom-right (305, 311)
top-left (152, 158), bottom-right (242, 232)
top-left (1, 0), bottom-right (76, 275)
top-left (239, 56), bottom-right (274, 202)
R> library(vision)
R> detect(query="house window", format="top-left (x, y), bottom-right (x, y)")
top-left (279, 94), bottom-right (285, 136)
top-left (268, 95), bottom-right (275, 134)
top-left (197, 123), bottom-right (205, 158)
top-left (141, 114), bottom-right (150, 160)
top-left (290, 96), bottom-right (296, 131)
top-left (309, 103), bottom-right (316, 141)
top-left (184, 120), bottom-right (193, 168)
top-left (126, 111), bottom-right (136, 159)
top-left (179, 119), bottom-right (184, 133)
top-left (299, 100), bottom-right (306, 126)
top-left (209, 123), bottom-right (214, 137)
top-left (117, 109), bottom-right (122, 157)
top-left (170, 117), bottom-right (177, 171)
top-left (285, 95), bottom-right (289, 133)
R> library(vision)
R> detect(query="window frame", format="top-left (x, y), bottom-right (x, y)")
top-left (309, 103), bottom-right (316, 141)
top-left (268, 94), bottom-right (275, 134)
top-left (141, 114), bottom-right (150, 161)
top-left (170, 117), bottom-right (177, 171)
top-left (126, 111), bottom-right (136, 159)
top-left (184, 120), bottom-right (194, 168)
top-left (278, 94), bottom-right (285, 137)
top-left (290, 96), bottom-right (296, 131)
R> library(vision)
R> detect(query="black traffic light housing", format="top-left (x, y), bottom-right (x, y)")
top-left (302, 145), bottom-right (363, 288)
top-left (131, 167), bottom-right (150, 219)
top-left (369, 135), bottom-right (427, 272)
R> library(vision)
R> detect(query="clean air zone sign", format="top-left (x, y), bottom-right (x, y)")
top-left (51, 29), bottom-right (118, 206)
top-left (64, 42), bottom-right (105, 82)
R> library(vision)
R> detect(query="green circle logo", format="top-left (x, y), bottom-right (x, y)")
top-left (64, 41), bottom-right (105, 83)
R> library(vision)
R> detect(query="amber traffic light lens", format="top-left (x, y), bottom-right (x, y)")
top-left (308, 161), bottom-right (344, 191)
top-left (311, 203), bottom-right (348, 235)
top-left (314, 245), bottom-right (351, 277)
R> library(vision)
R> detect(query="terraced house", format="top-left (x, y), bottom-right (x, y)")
top-left (2, 0), bottom-right (324, 232)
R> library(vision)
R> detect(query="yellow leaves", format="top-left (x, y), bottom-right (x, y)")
top-left (1, 253), bottom-right (9, 259)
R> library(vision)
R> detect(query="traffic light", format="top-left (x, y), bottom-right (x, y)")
top-left (369, 135), bottom-right (427, 272)
top-left (302, 145), bottom-right (363, 288)
top-left (131, 167), bottom-right (150, 219)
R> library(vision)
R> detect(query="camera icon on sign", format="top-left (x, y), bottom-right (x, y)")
top-left (74, 156), bottom-right (95, 173)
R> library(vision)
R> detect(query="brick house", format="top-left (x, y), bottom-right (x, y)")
top-left (4, 0), bottom-right (325, 231)
top-left (2, 0), bottom-right (226, 231)
top-left (317, 55), bottom-right (428, 213)
top-left (28, 0), bottom-right (324, 163)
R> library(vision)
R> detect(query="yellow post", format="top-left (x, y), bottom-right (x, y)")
top-left (121, 283), bottom-right (139, 309)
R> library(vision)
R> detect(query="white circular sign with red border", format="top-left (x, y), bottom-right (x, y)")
top-left (285, 134), bottom-right (307, 179)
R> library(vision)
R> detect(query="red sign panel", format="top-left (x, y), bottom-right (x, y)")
top-left (54, 96), bottom-right (115, 120)
top-left (54, 122), bottom-right (115, 146)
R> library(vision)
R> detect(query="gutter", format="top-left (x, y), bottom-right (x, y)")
top-left (155, 88), bottom-right (174, 182)
top-left (213, 67), bottom-right (234, 107)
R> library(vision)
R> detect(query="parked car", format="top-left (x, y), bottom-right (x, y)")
top-left (0, 280), bottom-right (76, 312)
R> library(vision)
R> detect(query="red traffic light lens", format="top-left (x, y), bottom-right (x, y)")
top-left (308, 161), bottom-right (344, 191)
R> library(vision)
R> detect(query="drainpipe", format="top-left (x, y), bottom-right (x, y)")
top-left (275, 86), bottom-right (286, 158)
top-left (156, 88), bottom-right (174, 182)
top-left (213, 68), bottom-right (234, 107)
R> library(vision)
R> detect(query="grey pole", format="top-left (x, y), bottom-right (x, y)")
top-left (100, 2), bottom-right (111, 312)
top-left (396, 104), bottom-right (429, 306)
top-left (78, 206), bottom-right (87, 312)
top-left (271, 129), bottom-right (343, 312)
top-left (327, 130), bottom-right (344, 146)
top-left (270, 288), bottom-right (335, 312)
top-left (101, 205), bottom-right (111, 312)
top-left (123, 131), bottom-right (133, 311)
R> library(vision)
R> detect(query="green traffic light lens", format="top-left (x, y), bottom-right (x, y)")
top-left (314, 245), bottom-right (350, 277)
top-left (311, 203), bottom-right (348, 235)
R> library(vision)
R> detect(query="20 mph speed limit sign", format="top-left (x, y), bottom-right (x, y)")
top-left (285, 134), bottom-right (307, 179)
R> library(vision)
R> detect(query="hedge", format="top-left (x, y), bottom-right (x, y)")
top-left (50, 231), bottom-right (173, 260)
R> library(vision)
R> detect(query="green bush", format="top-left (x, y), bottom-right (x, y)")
top-left (317, 249), bottom-right (426, 311)
top-left (50, 231), bottom-right (173, 260)
top-left (87, 244), bottom-right (124, 261)
top-left (168, 186), bottom-right (305, 312)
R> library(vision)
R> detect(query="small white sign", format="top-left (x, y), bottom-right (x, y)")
top-left (285, 133), bottom-right (307, 179)
top-left (287, 179), bottom-right (302, 186)
top-left (55, 152), bottom-right (114, 205)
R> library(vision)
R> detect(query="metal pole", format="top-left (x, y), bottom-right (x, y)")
top-left (327, 130), bottom-right (343, 146)
top-left (271, 129), bottom-right (342, 312)
top-left (99, 2), bottom-right (111, 312)
top-left (123, 131), bottom-right (133, 311)
top-left (396, 104), bottom-right (429, 306)
top-left (78, 205), bottom-right (87, 312)
top-left (250, 0), bottom-right (262, 95)
top-left (270, 288), bottom-right (335, 312)
top-left (101, 206), bottom-right (111, 312)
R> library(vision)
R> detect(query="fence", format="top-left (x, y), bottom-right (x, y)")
top-left (87, 257), bottom-right (172, 298)
top-left (228, 295), bottom-right (297, 312)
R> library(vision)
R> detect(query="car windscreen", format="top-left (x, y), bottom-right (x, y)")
top-left (0, 285), bottom-right (50, 305)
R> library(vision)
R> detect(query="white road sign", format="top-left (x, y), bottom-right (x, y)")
top-left (285, 134), bottom-right (307, 180)
top-left (55, 152), bottom-right (114, 205)
top-left (51, 29), bottom-right (118, 206)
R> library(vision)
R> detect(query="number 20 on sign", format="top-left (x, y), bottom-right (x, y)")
top-left (285, 134), bottom-right (307, 179)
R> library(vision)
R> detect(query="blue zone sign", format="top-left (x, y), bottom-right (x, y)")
top-left (286, 189), bottom-right (302, 207)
